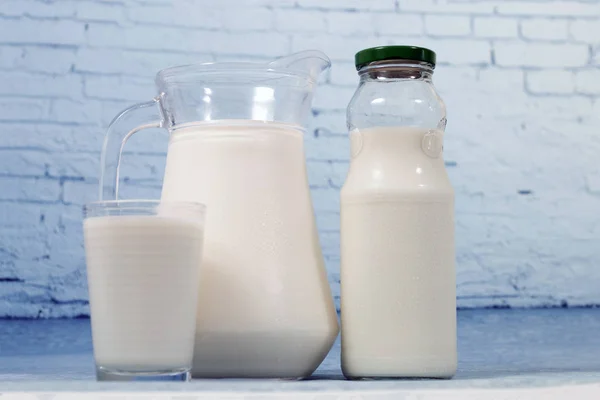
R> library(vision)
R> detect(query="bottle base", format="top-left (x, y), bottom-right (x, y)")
top-left (342, 360), bottom-right (457, 380)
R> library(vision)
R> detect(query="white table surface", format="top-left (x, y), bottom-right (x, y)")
top-left (1, 309), bottom-right (600, 399)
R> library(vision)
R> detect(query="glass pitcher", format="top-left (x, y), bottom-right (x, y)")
top-left (99, 51), bottom-right (340, 379)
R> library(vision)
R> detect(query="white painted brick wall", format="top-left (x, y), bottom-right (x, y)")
top-left (1, 0), bottom-right (600, 317)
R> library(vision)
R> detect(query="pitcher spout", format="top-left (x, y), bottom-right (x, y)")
top-left (268, 50), bottom-right (331, 82)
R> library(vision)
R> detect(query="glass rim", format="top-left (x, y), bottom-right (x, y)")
top-left (84, 199), bottom-right (206, 213)
top-left (157, 65), bottom-right (314, 85)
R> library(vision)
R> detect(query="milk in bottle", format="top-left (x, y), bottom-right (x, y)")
top-left (341, 46), bottom-right (457, 379)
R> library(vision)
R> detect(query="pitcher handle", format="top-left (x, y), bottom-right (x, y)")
top-left (99, 97), bottom-right (164, 200)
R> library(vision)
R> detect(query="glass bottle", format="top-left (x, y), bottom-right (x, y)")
top-left (341, 46), bottom-right (456, 379)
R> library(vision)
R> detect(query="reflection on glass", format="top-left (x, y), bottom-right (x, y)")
top-left (202, 88), bottom-right (212, 121)
top-left (252, 86), bottom-right (275, 121)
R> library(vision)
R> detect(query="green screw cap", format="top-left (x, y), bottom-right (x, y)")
top-left (355, 46), bottom-right (437, 70)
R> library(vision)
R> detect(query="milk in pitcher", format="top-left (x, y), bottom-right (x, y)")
top-left (161, 120), bottom-right (339, 378)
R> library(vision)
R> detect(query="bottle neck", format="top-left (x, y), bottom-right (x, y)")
top-left (358, 60), bottom-right (434, 82)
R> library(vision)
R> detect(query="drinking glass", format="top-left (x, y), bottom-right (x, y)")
top-left (83, 200), bottom-right (206, 382)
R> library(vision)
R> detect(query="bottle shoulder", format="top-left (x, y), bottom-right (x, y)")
top-left (341, 126), bottom-right (454, 199)
top-left (347, 80), bottom-right (446, 132)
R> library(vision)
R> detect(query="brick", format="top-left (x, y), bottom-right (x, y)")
top-left (0, 177), bottom-right (60, 202)
top-left (62, 180), bottom-right (97, 206)
top-left (86, 24), bottom-right (189, 51)
top-left (84, 75), bottom-right (154, 102)
top-left (0, 47), bottom-right (77, 74)
top-left (0, 72), bottom-right (82, 100)
top-left (528, 96), bottom-right (592, 118)
top-left (0, 203), bottom-right (78, 237)
top-left (45, 232), bottom-right (85, 273)
top-left (0, 203), bottom-right (45, 228)
top-left (97, 28), bottom-right (290, 56)
top-left (494, 42), bottom-right (589, 68)
top-left (527, 70), bottom-right (574, 94)
top-left (49, 99), bottom-right (103, 124)
top-left (216, 0), bottom-right (296, 5)
top-left (17, 47), bottom-right (77, 74)
top-left (373, 14), bottom-right (423, 36)
top-left (496, 2), bottom-right (600, 17)
top-left (570, 20), bottom-right (600, 43)
top-left (0, 46), bottom-right (24, 69)
top-left (75, 48), bottom-right (208, 77)
top-left (310, 187), bottom-right (340, 212)
top-left (422, 39), bottom-right (490, 65)
top-left (0, 20), bottom-right (85, 46)
top-left (319, 231), bottom-right (340, 258)
top-left (575, 70), bottom-right (600, 95)
top-left (473, 17), bottom-right (518, 39)
top-left (220, 7), bottom-right (274, 31)
top-left (126, 4), bottom-right (180, 25)
top-left (0, 0), bottom-right (76, 18)
top-left (398, 0), bottom-right (495, 14)
top-left (295, 0), bottom-right (395, 11)
top-left (478, 68), bottom-right (524, 94)
top-left (425, 15), bottom-right (471, 36)
top-left (76, 1), bottom-right (126, 23)
top-left (128, 3), bottom-right (220, 29)
top-left (329, 63), bottom-right (359, 86)
top-left (274, 10), bottom-right (327, 32)
top-left (203, 32), bottom-right (290, 57)
top-left (0, 123), bottom-right (104, 153)
top-left (327, 12), bottom-right (375, 36)
top-left (315, 211), bottom-right (340, 232)
top-left (74, 48), bottom-right (124, 74)
top-left (0, 98), bottom-right (49, 121)
top-left (129, 4), bottom-right (274, 31)
top-left (0, 150), bottom-right (49, 177)
top-left (1, 229), bottom-right (49, 260)
top-left (434, 66), bottom-right (479, 94)
top-left (47, 152), bottom-right (100, 180)
top-left (131, 0), bottom-right (171, 4)
top-left (520, 19), bottom-right (569, 41)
